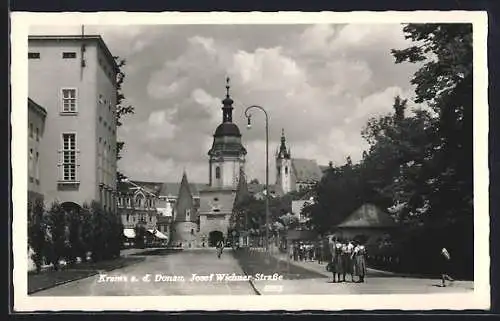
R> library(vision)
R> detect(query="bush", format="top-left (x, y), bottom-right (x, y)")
top-left (45, 202), bottom-right (69, 271)
top-left (28, 198), bottom-right (47, 273)
top-left (89, 201), bottom-right (106, 262)
top-left (79, 203), bottom-right (93, 262)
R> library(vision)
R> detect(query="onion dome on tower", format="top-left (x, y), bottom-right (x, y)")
top-left (208, 77), bottom-right (247, 158)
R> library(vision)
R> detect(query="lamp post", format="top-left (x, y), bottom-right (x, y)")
top-left (244, 105), bottom-right (270, 253)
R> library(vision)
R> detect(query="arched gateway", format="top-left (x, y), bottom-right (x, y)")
top-left (208, 230), bottom-right (224, 247)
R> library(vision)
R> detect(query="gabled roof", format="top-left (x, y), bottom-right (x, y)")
top-left (28, 98), bottom-right (47, 118)
top-left (337, 204), bottom-right (397, 228)
top-left (291, 158), bottom-right (323, 183)
top-left (124, 180), bottom-right (207, 198)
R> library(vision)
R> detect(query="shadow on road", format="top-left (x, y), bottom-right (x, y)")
top-left (233, 248), bottom-right (327, 280)
top-left (130, 248), bottom-right (184, 256)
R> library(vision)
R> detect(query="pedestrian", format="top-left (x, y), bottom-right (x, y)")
top-left (331, 238), bottom-right (344, 283)
top-left (352, 241), bottom-right (367, 283)
top-left (216, 239), bottom-right (225, 259)
top-left (342, 240), bottom-right (354, 282)
top-left (318, 241), bottom-right (324, 264)
top-left (441, 247), bottom-right (454, 287)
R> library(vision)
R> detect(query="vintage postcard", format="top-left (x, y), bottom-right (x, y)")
top-left (11, 11), bottom-right (489, 311)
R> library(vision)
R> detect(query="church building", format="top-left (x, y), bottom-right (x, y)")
top-left (275, 129), bottom-right (326, 194)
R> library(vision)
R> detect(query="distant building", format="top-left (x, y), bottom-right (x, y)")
top-left (28, 98), bottom-right (47, 203)
top-left (28, 35), bottom-right (119, 212)
top-left (275, 129), bottom-right (325, 194)
top-left (332, 203), bottom-right (398, 244)
top-left (117, 180), bottom-right (168, 245)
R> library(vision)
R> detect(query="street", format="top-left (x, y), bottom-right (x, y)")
top-left (31, 248), bottom-right (256, 296)
top-left (31, 248), bottom-right (474, 296)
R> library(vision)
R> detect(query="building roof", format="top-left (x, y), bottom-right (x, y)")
top-left (28, 34), bottom-right (119, 73)
top-left (292, 158), bottom-right (323, 183)
top-left (28, 98), bottom-right (47, 117)
top-left (337, 204), bottom-right (397, 228)
top-left (199, 190), bottom-right (236, 214)
top-left (129, 180), bottom-right (207, 198)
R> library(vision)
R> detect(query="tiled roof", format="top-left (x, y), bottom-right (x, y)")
top-left (291, 158), bottom-right (323, 183)
top-left (127, 180), bottom-right (208, 198)
top-left (337, 204), bottom-right (397, 228)
top-left (199, 190), bottom-right (236, 214)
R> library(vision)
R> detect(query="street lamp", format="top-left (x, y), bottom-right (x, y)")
top-left (244, 105), bottom-right (270, 253)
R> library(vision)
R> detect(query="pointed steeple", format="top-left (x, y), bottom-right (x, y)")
top-left (222, 76), bottom-right (234, 123)
top-left (175, 171), bottom-right (194, 222)
top-left (278, 128), bottom-right (290, 159)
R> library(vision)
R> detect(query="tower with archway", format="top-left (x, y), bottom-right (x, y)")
top-left (197, 78), bottom-right (247, 245)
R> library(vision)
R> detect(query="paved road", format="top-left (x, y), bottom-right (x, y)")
top-left (31, 248), bottom-right (256, 296)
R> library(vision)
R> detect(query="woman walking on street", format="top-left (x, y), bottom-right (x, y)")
top-left (352, 241), bottom-right (367, 283)
top-left (441, 247), bottom-right (454, 287)
top-left (216, 239), bottom-right (225, 259)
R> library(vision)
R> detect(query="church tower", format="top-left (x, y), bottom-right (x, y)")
top-left (276, 128), bottom-right (292, 194)
top-left (208, 78), bottom-right (247, 189)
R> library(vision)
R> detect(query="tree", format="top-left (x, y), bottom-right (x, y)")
top-left (391, 23), bottom-right (473, 223)
top-left (28, 198), bottom-right (47, 273)
top-left (114, 57), bottom-right (135, 184)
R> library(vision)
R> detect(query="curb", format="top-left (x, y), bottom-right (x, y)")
top-left (28, 257), bottom-right (146, 295)
top-left (28, 271), bottom-right (99, 294)
top-left (248, 279), bottom-right (261, 295)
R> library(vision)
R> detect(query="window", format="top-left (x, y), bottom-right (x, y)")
top-left (29, 123), bottom-right (33, 138)
top-left (35, 151), bottom-right (40, 182)
top-left (61, 133), bottom-right (77, 181)
top-left (35, 127), bottom-right (39, 141)
top-left (62, 52), bottom-right (77, 59)
top-left (285, 166), bottom-right (288, 175)
top-left (61, 88), bottom-right (77, 113)
top-left (126, 214), bottom-right (130, 221)
top-left (186, 209), bottom-right (190, 220)
top-left (214, 197), bottom-right (219, 201)
top-left (28, 52), bottom-right (40, 59)
top-left (29, 149), bottom-right (34, 181)
top-left (191, 229), bottom-right (194, 235)
top-left (215, 166), bottom-right (221, 179)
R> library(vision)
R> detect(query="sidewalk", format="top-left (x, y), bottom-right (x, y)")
top-left (271, 251), bottom-right (397, 278)
top-left (247, 249), bottom-right (475, 295)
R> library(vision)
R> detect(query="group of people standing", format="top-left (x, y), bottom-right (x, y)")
top-left (328, 239), bottom-right (367, 283)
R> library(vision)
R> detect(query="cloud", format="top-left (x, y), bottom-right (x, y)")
top-left (52, 24), bottom-right (423, 183)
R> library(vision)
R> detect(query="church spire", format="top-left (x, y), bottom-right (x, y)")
top-left (222, 76), bottom-right (234, 123)
top-left (278, 128), bottom-right (290, 159)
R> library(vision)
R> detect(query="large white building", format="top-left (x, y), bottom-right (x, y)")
top-left (28, 35), bottom-right (119, 212)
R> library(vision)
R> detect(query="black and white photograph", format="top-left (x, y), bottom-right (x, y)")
top-left (12, 11), bottom-right (489, 311)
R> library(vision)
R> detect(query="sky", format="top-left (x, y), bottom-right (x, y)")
top-left (29, 23), bottom-right (422, 184)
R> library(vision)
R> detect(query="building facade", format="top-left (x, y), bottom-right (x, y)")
top-left (28, 35), bottom-right (118, 212)
top-left (117, 180), bottom-right (168, 245)
top-left (28, 98), bottom-right (47, 203)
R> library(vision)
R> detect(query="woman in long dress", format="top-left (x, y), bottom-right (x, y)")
top-left (332, 240), bottom-right (345, 282)
top-left (352, 242), bottom-right (367, 283)
top-left (342, 241), bottom-right (355, 282)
